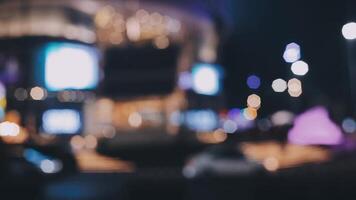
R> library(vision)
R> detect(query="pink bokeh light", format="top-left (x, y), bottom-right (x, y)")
top-left (288, 106), bottom-right (344, 145)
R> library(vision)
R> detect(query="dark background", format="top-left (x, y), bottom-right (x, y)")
top-left (217, 0), bottom-right (354, 119)
top-left (138, 0), bottom-right (356, 118)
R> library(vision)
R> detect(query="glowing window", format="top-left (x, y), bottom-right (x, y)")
top-left (42, 109), bottom-right (81, 134)
top-left (44, 43), bottom-right (99, 91)
top-left (192, 64), bottom-right (220, 95)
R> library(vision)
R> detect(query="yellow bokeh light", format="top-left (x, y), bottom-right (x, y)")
top-left (0, 97), bottom-right (6, 109)
top-left (153, 36), bottom-right (170, 49)
top-left (287, 78), bottom-right (302, 97)
top-left (84, 135), bottom-right (98, 149)
top-left (95, 6), bottom-right (115, 28)
top-left (196, 129), bottom-right (227, 144)
top-left (243, 107), bottom-right (258, 120)
top-left (109, 32), bottom-right (123, 45)
top-left (263, 156), bottom-right (279, 172)
top-left (70, 135), bottom-right (85, 150)
top-left (136, 9), bottom-right (149, 23)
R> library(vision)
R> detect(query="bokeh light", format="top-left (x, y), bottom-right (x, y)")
top-left (342, 22), bottom-right (356, 40)
top-left (70, 135), bottom-right (85, 150)
top-left (136, 9), bottom-right (149, 22)
top-left (166, 17), bottom-right (181, 33)
top-left (247, 94), bottom-right (261, 109)
top-left (30, 86), bottom-right (46, 100)
top-left (288, 89), bottom-right (302, 97)
top-left (227, 108), bottom-right (241, 121)
top-left (342, 118), bottom-right (356, 133)
top-left (0, 82), bottom-right (5, 99)
top-left (227, 108), bottom-right (255, 130)
top-left (169, 111), bottom-right (183, 126)
top-left (196, 129), bottom-right (227, 144)
top-left (186, 110), bottom-right (218, 132)
top-left (101, 125), bottom-right (116, 139)
top-left (95, 6), bottom-right (116, 29)
top-left (288, 107), bottom-right (344, 145)
top-left (283, 42), bottom-right (301, 63)
top-left (243, 107), bottom-right (258, 120)
top-left (291, 60), bottom-right (309, 76)
top-left (0, 108), bottom-right (4, 121)
top-left (84, 135), bottom-right (98, 149)
top-left (0, 121), bottom-right (20, 136)
top-left (271, 110), bottom-right (294, 126)
top-left (45, 43), bottom-right (99, 91)
top-left (178, 72), bottom-right (193, 90)
top-left (263, 157), bottom-right (279, 172)
top-left (287, 78), bottom-right (302, 97)
top-left (14, 88), bottom-right (28, 101)
top-left (198, 47), bottom-right (217, 63)
top-left (0, 82), bottom-right (6, 111)
top-left (272, 78), bottom-right (287, 92)
top-left (40, 159), bottom-right (62, 174)
top-left (109, 32), bottom-right (124, 45)
top-left (246, 75), bottom-right (261, 89)
top-left (42, 109), bottom-right (81, 134)
top-left (126, 17), bottom-right (141, 41)
top-left (223, 119), bottom-right (238, 133)
top-left (153, 36), bottom-right (170, 49)
top-left (192, 64), bottom-right (220, 95)
top-left (128, 112), bottom-right (142, 128)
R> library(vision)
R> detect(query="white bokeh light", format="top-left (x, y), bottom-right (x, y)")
top-left (45, 43), bottom-right (98, 91)
top-left (283, 42), bottom-right (301, 63)
top-left (0, 121), bottom-right (20, 136)
top-left (192, 64), bottom-right (220, 95)
top-left (291, 60), bottom-right (309, 76)
top-left (271, 110), bottom-right (294, 126)
top-left (223, 119), bottom-right (238, 133)
top-left (272, 78), bottom-right (287, 92)
top-left (128, 112), bottom-right (142, 128)
top-left (342, 118), bottom-right (356, 133)
top-left (342, 22), bottom-right (356, 40)
top-left (42, 109), bottom-right (81, 134)
top-left (40, 159), bottom-right (62, 174)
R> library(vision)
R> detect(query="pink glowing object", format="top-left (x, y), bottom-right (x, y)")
top-left (288, 107), bottom-right (344, 145)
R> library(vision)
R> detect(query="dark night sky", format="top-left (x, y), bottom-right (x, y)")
top-left (216, 0), bottom-right (354, 120)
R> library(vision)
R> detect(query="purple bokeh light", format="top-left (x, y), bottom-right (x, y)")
top-left (226, 108), bottom-right (254, 131)
top-left (227, 108), bottom-right (240, 121)
top-left (288, 106), bottom-right (344, 145)
top-left (178, 71), bottom-right (193, 90)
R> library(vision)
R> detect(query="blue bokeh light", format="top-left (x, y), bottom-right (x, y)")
top-left (246, 75), bottom-right (261, 89)
top-left (185, 110), bottom-right (218, 132)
